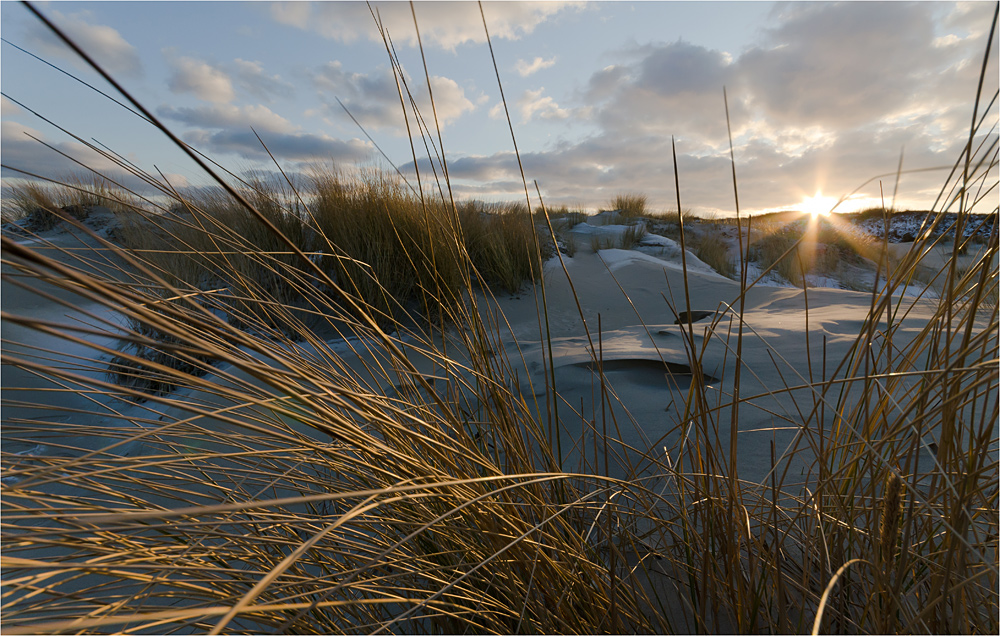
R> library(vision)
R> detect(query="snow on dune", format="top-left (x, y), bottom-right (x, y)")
top-left (0, 207), bottom-right (956, 487)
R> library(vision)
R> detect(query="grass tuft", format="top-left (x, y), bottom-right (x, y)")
top-left (610, 192), bottom-right (648, 217)
top-left (693, 228), bottom-right (735, 278)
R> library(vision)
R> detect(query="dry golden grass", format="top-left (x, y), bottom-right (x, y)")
top-left (610, 192), bottom-right (648, 218)
top-left (693, 229), bottom-right (735, 278)
top-left (1, 3), bottom-right (998, 635)
top-left (2, 174), bottom-right (140, 229)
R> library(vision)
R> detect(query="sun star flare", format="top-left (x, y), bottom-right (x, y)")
top-left (800, 192), bottom-right (838, 219)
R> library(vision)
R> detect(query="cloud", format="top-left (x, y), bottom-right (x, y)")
top-left (166, 56), bottom-right (235, 104)
top-left (476, 1), bottom-right (995, 214)
top-left (24, 9), bottom-right (142, 78)
top-left (271, 1), bottom-right (582, 50)
top-left (737, 2), bottom-right (948, 128)
top-left (515, 56), bottom-right (556, 77)
top-left (269, 2), bottom-right (312, 29)
top-left (313, 62), bottom-right (406, 129)
top-left (313, 62), bottom-right (475, 132)
top-left (0, 121), bottom-right (155, 191)
top-left (578, 40), bottom-right (739, 142)
top-left (584, 65), bottom-right (629, 102)
top-left (163, 53), bottom-right (294, 104)
top-left (155, 101), bottom-right (374, 164)
top-left (157, 104), bottom-right (296, 134)
top-left (1, 96), bottom-right (23, 117)
top-left (231, 59), bottom-right (295, 101)
top-left (517, 88), bottom-right (570, 123)
top-left (488, 102), bottom-right (506, 121)
top-left (943, 1), bottom-right (1000, 41)
top-left (183, 128), bottom-right (373, 163)
top-left (636, 41), bottom-right (734, 97)
top-left (426, 76), bottom-right (477, 123)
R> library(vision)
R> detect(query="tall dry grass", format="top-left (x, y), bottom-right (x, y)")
top-left (692, 228), bottom-right (735, 279)
top-left (610, 192), bottom-right (648, 217)
top-left (1, 2), bottom-right (998, 634)
top-left (2, 173), bottom-right (140, 229)
top-left (748, 219), bottom-right (880, 286)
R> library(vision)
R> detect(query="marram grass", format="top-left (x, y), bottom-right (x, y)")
top-left (2, 3), bottom-right (999, 634)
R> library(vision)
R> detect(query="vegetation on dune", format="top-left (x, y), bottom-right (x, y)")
top-left (745, 218), bottom-right (880, 286)
top-left (610, 192), bottom-right (648, 217)
top-left (458, 199), bottom-right (550, 293)
top-left (1, 3), bottom-right (998, 635)
top-left (1, 174), bottom-right (139, 229)
top-left (692, 228), bottom-right (735, 279)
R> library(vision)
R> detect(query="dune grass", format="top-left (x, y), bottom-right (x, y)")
top-left (747, 219), bottom-right (880, 286)
top-left (113, 165), bottom-right (545, 334)
top-left (547, 206), bottom-right (587, 256)
top-left (1, 174), bottom-right (139, 229)
top-left (1, 3), bottom-right (998, 635)
top-left (610, 192), bottom-right (648, 217)
top-left (692, 228), bottom-right (735, 279)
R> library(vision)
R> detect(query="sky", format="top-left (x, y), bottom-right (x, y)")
top-left (1, 1), bottom-right (998, 216)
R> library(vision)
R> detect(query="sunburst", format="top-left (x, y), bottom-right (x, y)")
top-left (800, 191), bottom-right (838, 219)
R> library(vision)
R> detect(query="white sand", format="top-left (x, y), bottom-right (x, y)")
top-left (2, 213), bottom-right (949, 488)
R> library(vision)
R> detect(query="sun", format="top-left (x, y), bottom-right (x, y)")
top-left (800, 192), bottom-right (837, 219)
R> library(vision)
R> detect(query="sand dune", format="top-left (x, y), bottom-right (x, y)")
top-left (2, 207), bottom-right (989, 635)
top-left (1, 211), bottom-right (950, 485)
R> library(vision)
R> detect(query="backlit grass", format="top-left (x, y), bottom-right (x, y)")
top-left (1, 4), bottom-right (997, 635)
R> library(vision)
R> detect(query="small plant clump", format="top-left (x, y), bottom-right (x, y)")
top-left (693, 229), bottom-right (735, 278)
top-left (3, 174), bottom-right (142, 231)
top-left (459, 200), bottom-right (547, 293)
top-left (618, 222), bottom-right (648, 249)
top-left (610, 192), bottom-right (648, 217)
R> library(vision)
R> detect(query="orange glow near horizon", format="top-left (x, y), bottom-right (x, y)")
top-left (800, 191), bottom-right (838, 219)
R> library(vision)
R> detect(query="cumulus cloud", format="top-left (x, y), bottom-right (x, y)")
top-left (517, 88), bottom-right (570, 123)
top-left (183, 128), bottom-right (372, 163)
top-left (1, 121), bottom-right (136, 183)
top-left (157, 104), bottom-right (296, 134)
top-left (313, 62), bottom-right (408, 130)
top-left (488, 102), bottom-right (507, 121)
top-left (485, 1), bottom-right (996, 213)
top-left (24, 9), bottom-right (142, 78)
top-left (167, 55), bottom-right (235, 104)
top-left (271, 1), bottom-right (582, 50)
top-left (163, 53), bottom-right (294, 104)
top-left (736, 2), bottom-right (944, 128)
top-left (426, 76), bottom-right (477, 123)
top-left (636, 41), bottom-right (734, 97)
top-left (314, 62), bottom-right (475, 132)
top-left (579, 40), bottom-right (739, 142)
top-left (231, 59), bottom-right (295, 101)
top-left (269, 2), bottom-right (311, 29)
top-left (585, 65), bottom-right (629, 102)
top-left (515, 56), bottom-right (556, 77)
